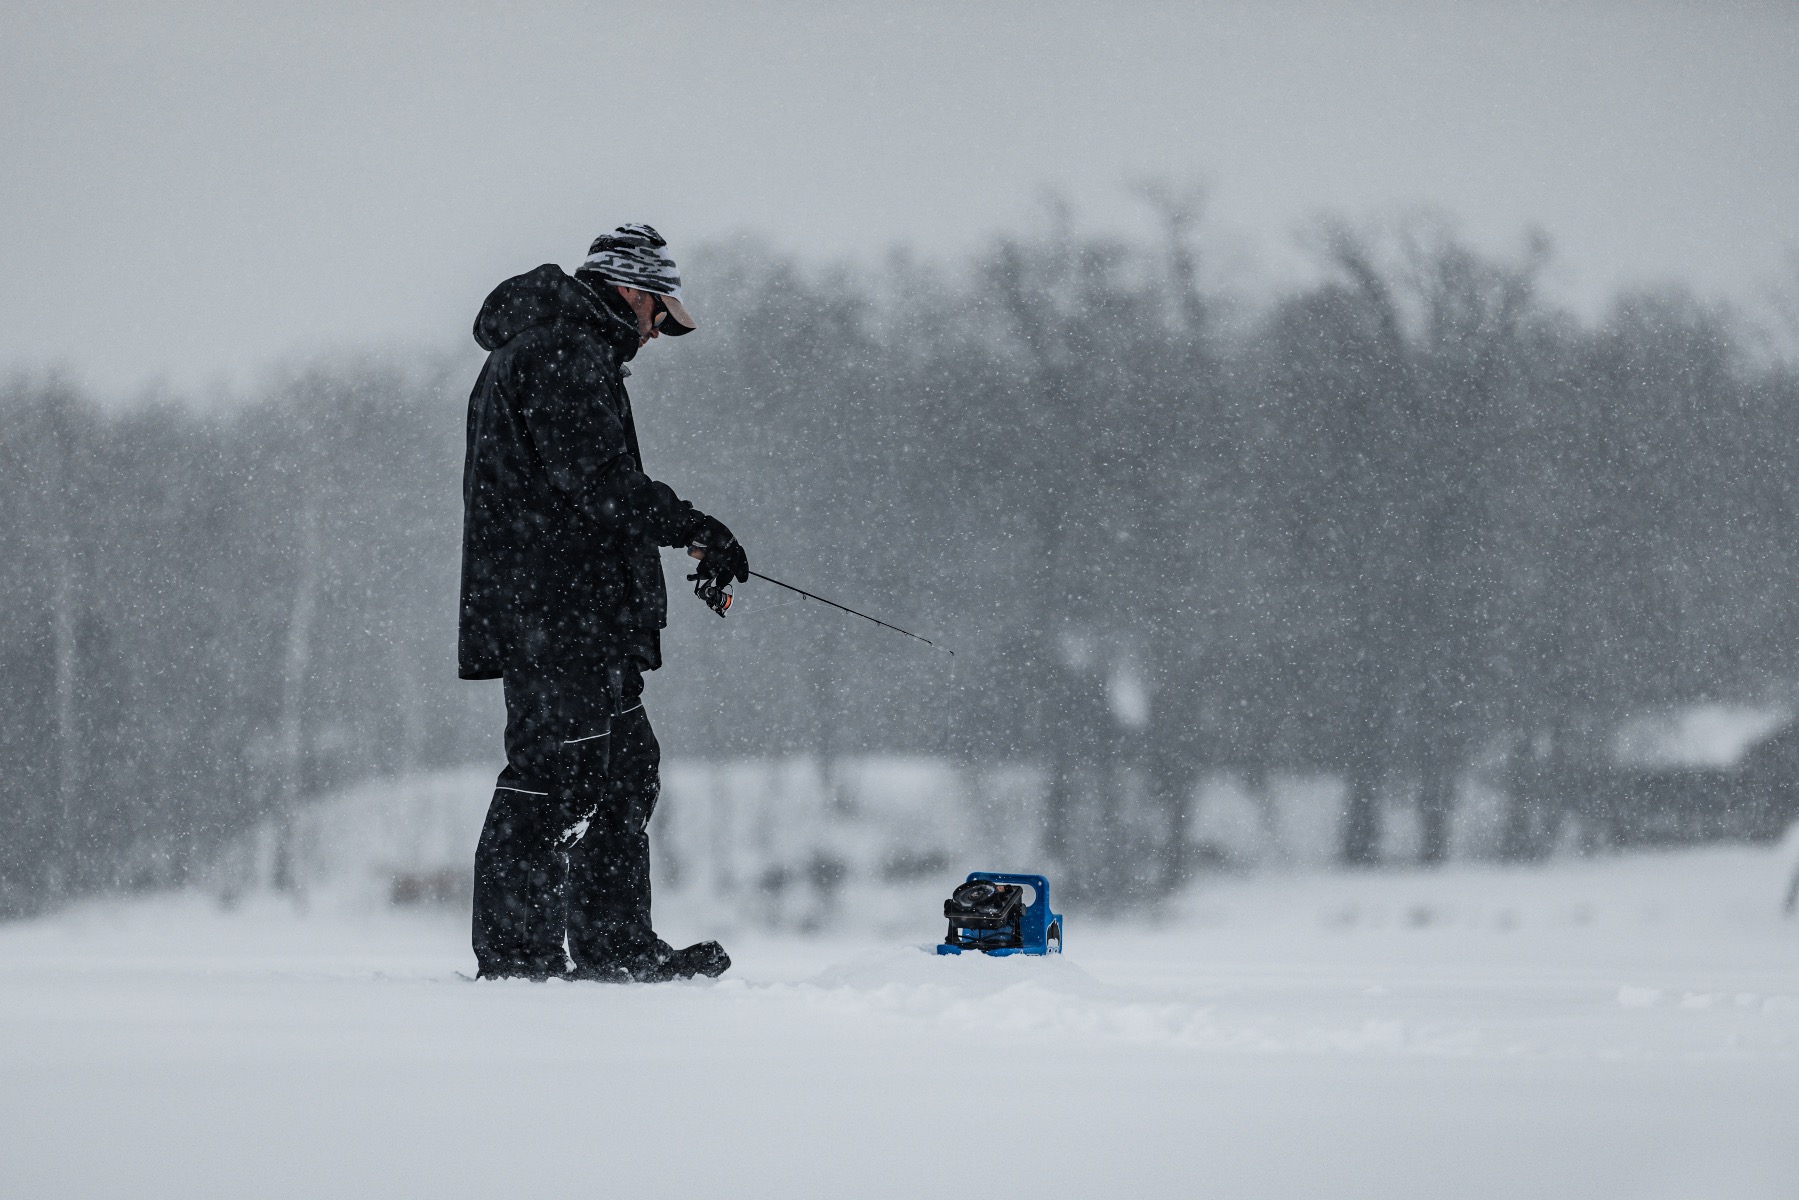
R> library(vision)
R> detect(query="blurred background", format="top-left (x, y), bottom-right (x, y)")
top-left (5, 1), bottom-right (1799, 922)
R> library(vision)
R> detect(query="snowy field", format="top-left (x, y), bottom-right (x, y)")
top-left (5, 840), bottom-right (1799, 1200)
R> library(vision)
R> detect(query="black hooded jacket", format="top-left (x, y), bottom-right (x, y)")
top-left (459, 264), bottom-right (705, 679)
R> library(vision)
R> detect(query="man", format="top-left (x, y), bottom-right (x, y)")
top-left (460, 223), bottom-right (748, 982)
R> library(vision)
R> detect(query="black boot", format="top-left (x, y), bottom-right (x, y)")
top-left (476, 956), bottom-right (565, 982)
top-left (564, 939), bottom-right (731, 983)
top-left (634, 940), bottom-right (731, 982)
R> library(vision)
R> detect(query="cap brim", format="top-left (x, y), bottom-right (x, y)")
top-left (656, 293), bottom-right (697, 336)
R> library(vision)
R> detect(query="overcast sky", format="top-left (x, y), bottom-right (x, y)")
top-left (4, 0), bottom-right (1796, 399)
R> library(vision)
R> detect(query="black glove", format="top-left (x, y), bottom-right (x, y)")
top-left (687, 514), bottom-right (748, 585)
top-left (685, 514), bottom-right (748, 617)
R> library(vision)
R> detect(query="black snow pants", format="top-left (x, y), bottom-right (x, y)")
top-left (471, 659), bottom-right (661, 977)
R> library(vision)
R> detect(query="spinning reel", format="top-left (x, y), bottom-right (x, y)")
top-left (686, 544), bottom-right (734, 617)
top-left (690, 571), bottom-right (733, 617)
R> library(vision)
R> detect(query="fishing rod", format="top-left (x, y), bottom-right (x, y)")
top-left (689, 551), bottom-right (953, 655)
top-left (748, 569), bottom-right (953, 655)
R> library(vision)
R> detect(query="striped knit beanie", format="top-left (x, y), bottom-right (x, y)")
top-left (579, 223), bottom-right (696, 334)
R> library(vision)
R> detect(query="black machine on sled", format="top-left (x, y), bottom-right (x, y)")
top-left (937, 872), bottom-right (1063, 956)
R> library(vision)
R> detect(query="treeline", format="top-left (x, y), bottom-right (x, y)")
top-left (4, 209), bottom-right (1798, 915)
top-left (0, 363), bottom-right (483, 913)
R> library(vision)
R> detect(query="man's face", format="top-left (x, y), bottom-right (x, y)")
top-left (615, 286), bottom-right (662, 347)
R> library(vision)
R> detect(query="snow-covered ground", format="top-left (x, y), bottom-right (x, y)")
top-left (5, 840), bottom-right (1798, 1199)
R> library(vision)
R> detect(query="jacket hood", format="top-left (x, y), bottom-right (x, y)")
top-left (473, 264), bottom-right (640, 358)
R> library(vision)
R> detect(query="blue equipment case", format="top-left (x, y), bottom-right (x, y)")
top-left (937, 871), bottom-right (1064, 956)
